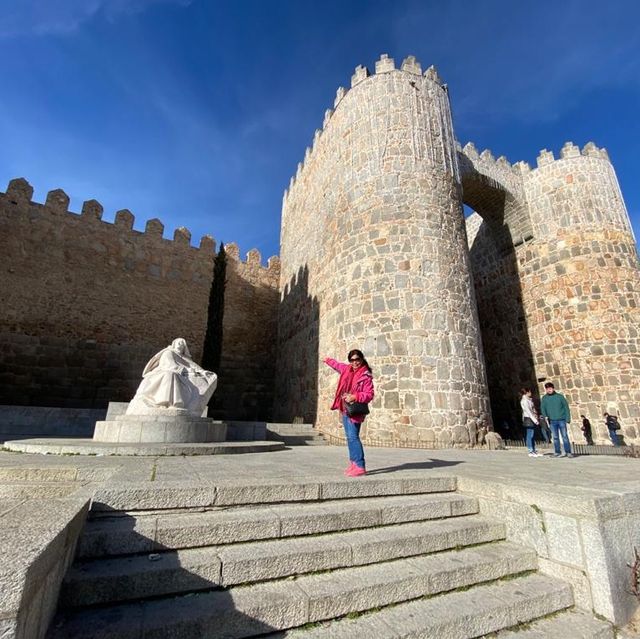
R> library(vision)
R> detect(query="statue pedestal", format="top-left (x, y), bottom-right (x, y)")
top-left (93, 414), bottom-right (227, 444)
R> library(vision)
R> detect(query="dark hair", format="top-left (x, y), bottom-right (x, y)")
top-left (348, 349), bottom-right (372, 374)
top-left (519, 387), bottom-right (531, 396)
top-left (544, 382), bottom-right (555, 389)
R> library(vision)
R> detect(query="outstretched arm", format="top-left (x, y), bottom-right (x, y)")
top-left (323, 357), bottom-right (349, 374)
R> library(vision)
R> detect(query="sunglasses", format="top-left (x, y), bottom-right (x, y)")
top-left (349, 357), bottom-right (362, 363)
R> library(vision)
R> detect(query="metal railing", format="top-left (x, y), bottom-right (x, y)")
top-left (503, 438), bottom-right (631, 456)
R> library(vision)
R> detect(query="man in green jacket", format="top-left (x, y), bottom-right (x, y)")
top-left (540, 382), bottom-right (574, 457)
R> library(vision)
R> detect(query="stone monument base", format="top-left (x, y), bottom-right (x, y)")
top-left (93, 414), bottom-right (227, 444)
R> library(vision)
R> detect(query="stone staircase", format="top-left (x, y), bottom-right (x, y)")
top-left (266, 423), bottom-right (327, 446)
top-left (47, 477), bottom-right (613, 639)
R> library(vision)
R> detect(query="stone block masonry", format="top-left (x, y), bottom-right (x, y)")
top-left (2, 53), bottom-right (639, 445)
top-left (280, 54), bottom-right (640, 447)
top-left (215, 244), bottom-right (280, 420)
top-left (0, 178), bottom-right (279, 418)
top-left (466, 142), bottom-right (640, 444)
top-left (277, 55), bottom-right (492, 446)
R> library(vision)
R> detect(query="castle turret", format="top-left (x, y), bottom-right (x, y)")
top-left (519, 143), bottom-right (640, 443)
top-left (276, 55), bottom-right (492, 446)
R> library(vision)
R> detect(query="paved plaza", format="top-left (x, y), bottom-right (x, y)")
top-left (1, 443), bottom-right (638, 491)
top-left (2, 444), bottom-right (639, 638)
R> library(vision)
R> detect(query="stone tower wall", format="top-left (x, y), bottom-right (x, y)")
top-left (0, 178), bottom-right (279, 415)
top-left (460, 146), bottom-right (537, 427)
top-left (466, 142), bottom-right (640, 444)
top-left (215, 244), bottom-right (280, 420)
top-left (520, 144), bottom-right (640, 443)
top-left (276, 55), bottom-right (492, 447)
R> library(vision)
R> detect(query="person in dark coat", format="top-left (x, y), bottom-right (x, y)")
top-left (580, 415), bottom-right (594, 445)
top-left (603, 412), bottom-right (621, 447)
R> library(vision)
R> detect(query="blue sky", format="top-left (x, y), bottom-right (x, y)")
top-left (1, 0), bottom-right (638, 261)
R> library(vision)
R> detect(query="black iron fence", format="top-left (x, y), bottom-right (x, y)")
top-left (503, 438), bottom-right (633, 456)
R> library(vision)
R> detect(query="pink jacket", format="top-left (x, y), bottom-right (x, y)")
top-left (324, 358), bottom-right (375, 423)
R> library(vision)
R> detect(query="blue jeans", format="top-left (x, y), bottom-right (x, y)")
top-left (608, 428), bottom-right (621, 446)
top-left (342, 413), bottom-right (365, 469)
top-left (550, 419), bottom-right (572, 455)
top-left (539, 421), bottom-right (551, 443)
top-left (523, 417), bottom-right (536, 453)
top-left (525, 427), bottom-right (536, 453)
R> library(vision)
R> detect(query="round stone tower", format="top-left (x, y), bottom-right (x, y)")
top-left (276, 55), bottom-right (491, 447)
top-left (519, 142), bottom-right (640, 443)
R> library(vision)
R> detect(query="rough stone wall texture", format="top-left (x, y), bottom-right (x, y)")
top-left (0, 178), bottom-right (279, 416)
top-left (466, 142), bottom-right (640, 445)
top-left (461, 148), bottom-right (538, 430)
top-left (214, 244), bottom-right (280, 421)
top-left (276, 56), bottom-right (492, 447)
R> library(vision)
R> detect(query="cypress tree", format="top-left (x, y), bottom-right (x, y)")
top-left (202, 243), bottom-right (226, 372)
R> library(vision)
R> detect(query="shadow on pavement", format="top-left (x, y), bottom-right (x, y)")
top-left (367, 459), bottom-right (463, 474)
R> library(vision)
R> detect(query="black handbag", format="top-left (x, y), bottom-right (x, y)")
top-left (345, 401), bottom-right (370, 417)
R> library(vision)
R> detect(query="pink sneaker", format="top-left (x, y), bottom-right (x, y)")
top-left (344, 461), bottom-right (356, 475)
top-left (346, 465), bottom-right (366, 477)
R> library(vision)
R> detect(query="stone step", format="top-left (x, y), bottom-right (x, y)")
top-left (266, 424), bottom-right (316, 435)
top-left (50, 543), bottom-right (542, 638)
top-left (267, 434), bottom-right (327, 446)
top-left (275, 574), bottom-right (573, 638)
top-left (495, 608), bottom-right (614, 638)
top-left (0, 481), bottom-right (81, 499)
top-left (62, 515), bottom-right (505, 607)
top-left (88, 475), bottom-right (457, 512)
top-left (77, 492), bottom-right (478, 558)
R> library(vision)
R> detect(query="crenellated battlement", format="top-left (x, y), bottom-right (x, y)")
top-left (224, 242), bottom-right (280, 275)
top-left (459, 141), bottom-right (515, 176)
top-left (0, 176), bottom-right (281, 414)
top-left (459, 140), bottom-right (611, 183)
top-left (283, 54), bottom-right (448, 202)
top-left (3, 177), bottom-right (216, 253)
top-left (533, 141), bottom-right (610, 168)
top-left (1, 177), bottom-right (278, 273)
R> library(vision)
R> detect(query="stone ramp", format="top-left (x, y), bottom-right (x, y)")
top-left (47, 475), bottom-right (613, 638)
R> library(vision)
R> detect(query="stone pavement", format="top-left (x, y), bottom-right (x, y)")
top-left (0, 444), bottom-right (638, 491)
top-left (1, 445), bottom-right (639, 638)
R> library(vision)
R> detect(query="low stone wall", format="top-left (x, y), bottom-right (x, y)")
top-left (224, 421), bottom-right (268, 441)
top-left (0, 494), bottom-right (90, 639)
top-left (457, 474), bottom-right (640, 625)
top-left (0, 406), bottom-right (106, 440)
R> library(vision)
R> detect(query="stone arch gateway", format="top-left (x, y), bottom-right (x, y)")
top-left (276, 54), bottom-right (640, 447)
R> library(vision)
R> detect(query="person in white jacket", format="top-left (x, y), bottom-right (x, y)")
top-left (520, 388), bottom-right (541, 457)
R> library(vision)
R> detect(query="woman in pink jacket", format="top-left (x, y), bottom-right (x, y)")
top-left (323, 349), bottom-right (375, 477)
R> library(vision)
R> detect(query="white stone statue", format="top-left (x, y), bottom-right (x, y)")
top-left (126, 338), bottom-right (218, 417)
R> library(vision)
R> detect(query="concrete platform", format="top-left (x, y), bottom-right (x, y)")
top-left (2, 438), bottom-right (285, 456)
top-left (93, 415), bottom-right (227, 444)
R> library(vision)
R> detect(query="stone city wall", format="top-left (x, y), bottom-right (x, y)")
top-left (0, 178), bottom-right (279, 417)
top-left (215, 244), bottom-right (280, 421)
top-left (467, 142), bottom-right (640, 444)
top-left (277, 55), bottom-right (492, 447)
top-left (461, 146), bottom-right (537, 428)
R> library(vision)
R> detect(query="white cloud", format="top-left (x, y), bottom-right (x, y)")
top-left (0, 0), bottom-right (192, 37)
